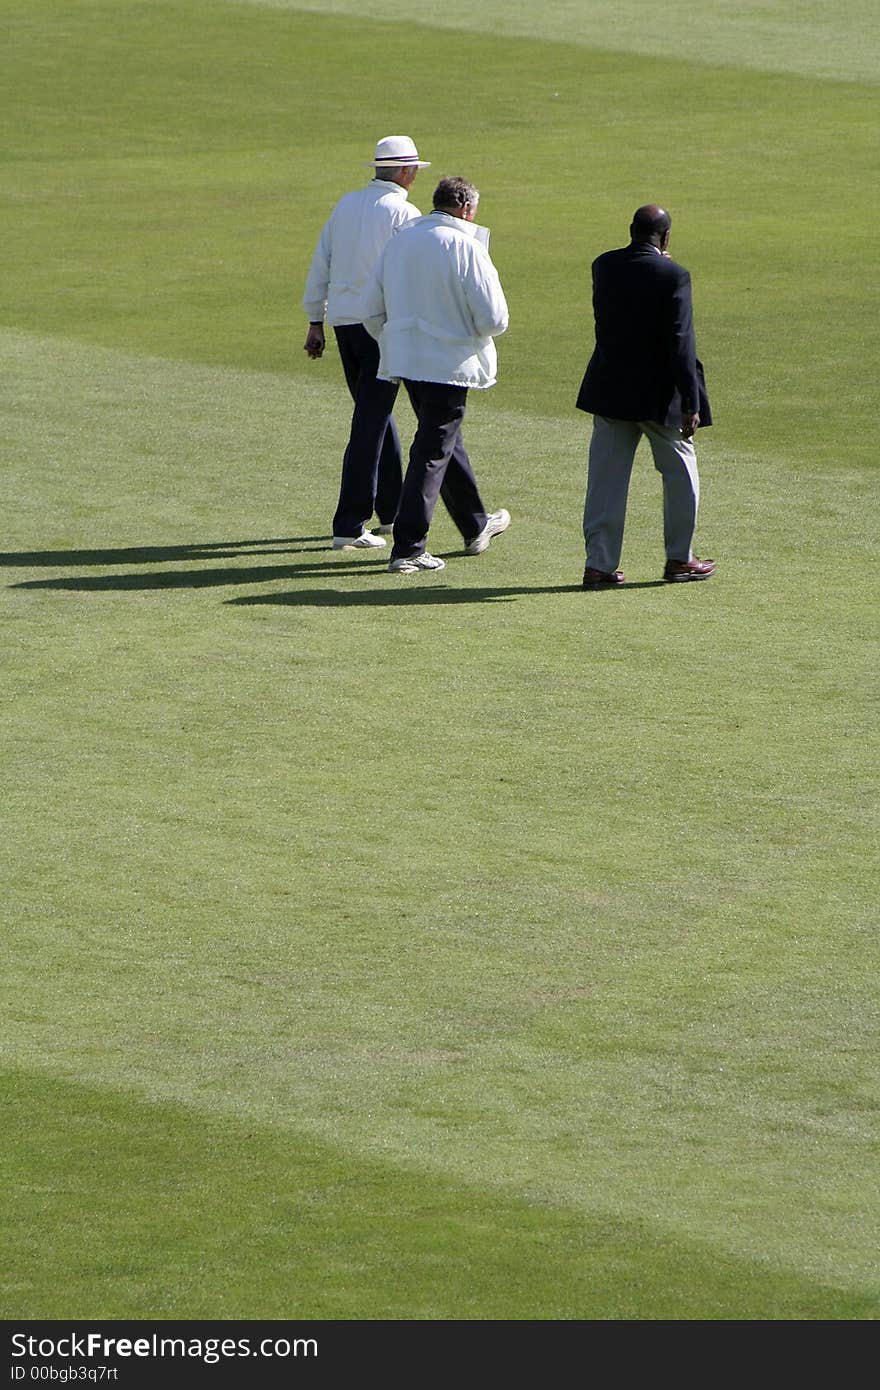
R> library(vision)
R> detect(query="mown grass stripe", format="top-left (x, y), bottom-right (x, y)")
top-left (2, 1069), bottom-right (874, 1319)
top-left (226, 0), bottom-right (880, 84)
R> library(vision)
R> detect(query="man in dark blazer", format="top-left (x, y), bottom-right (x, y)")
top-left (576, 204), bottom-right (716, 587)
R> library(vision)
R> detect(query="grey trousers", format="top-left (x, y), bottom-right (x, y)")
top-left (583, 414), bottom-right (700, 572)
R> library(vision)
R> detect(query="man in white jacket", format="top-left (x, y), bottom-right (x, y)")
top-left (361, 176), bottom-right (511, 574)
top-left (302, 136), bottom-right (429, 549)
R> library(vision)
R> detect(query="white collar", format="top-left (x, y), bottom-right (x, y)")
top-left (370, 178), bottom-right (409, 199)
top-left (427, 209), bottom-right (490, 246)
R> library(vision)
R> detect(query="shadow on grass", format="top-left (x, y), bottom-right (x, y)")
top-left (228, 584), bottom-right (570, 607)
top-left (10, 561), bottom-right (668, 598)
top-left (9, 558), bottom-right (388, 591)
top-left (0, 536), bottom-right (329, 568)
top-left (226, 582), bottom-right (667, 607)
top-left (4, 535), bottom-right (670, 599)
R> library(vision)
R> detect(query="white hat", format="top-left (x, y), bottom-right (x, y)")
top-left (367, 135), bottom-right (431, 169)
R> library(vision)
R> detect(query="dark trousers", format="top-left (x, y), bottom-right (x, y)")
top-left (332, 323), bottom-right (402, 536)
top-left (391, 380), bottom-right (488, 561)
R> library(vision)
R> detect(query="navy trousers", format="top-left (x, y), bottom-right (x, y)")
top-left (391, 380), bottom-right (488, 561)
top-left (332, 323), bottom-right (403, 537)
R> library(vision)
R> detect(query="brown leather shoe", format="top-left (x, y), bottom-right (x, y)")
top-left (663, 557), bottom-right (716, 582)
top-left (583, 567), bottom-right (626, 589)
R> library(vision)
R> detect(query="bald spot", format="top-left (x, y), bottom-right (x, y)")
top-left (630, 204), bottom-right (671, 241)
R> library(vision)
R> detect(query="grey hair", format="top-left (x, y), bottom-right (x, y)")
top-left (432, 176), bottom-right (479, 211)
top-left (375, 166), bottom-right (409, 181)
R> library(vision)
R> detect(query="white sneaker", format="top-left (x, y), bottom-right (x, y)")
top-left (388, 552), bottom-right (446, 574)
top-left (464, 508), bottom-right (511, 555)
top-left (372, 523), bottom-right (395, 535)
top-left (332, 532), bottom-right (387, 550)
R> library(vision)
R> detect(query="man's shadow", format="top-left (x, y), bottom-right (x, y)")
top-left (226, 581), bottom-right (665, 608)
top-left (226, 584), bottom-right (577, 608)
top-left (3, 534), bottom-right (667, 600)
top-left (0, 535), bottom-right (328, 569)
top-left (10, 558), bottom-right (388, 592)
top-left (4, 535), bottom-right (374, 592)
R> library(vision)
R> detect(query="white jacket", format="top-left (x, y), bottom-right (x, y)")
top-left (360, 212), bottom-right (509, 389)
top-left (302, 179), bottom-right (421, 327)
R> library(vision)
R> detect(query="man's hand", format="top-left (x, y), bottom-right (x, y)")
top-left (681, 412), bottom-right (700, 439)
top-left (304, 324), bottom-right (325, 359)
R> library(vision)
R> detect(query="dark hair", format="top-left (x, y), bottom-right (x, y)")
top-left (432, 176), bottom-right (479, 211)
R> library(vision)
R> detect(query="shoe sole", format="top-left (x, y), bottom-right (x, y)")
top-left (583, 580), bottom-right (625, 589)
top-left (664, 571), bottom-right (715, 582)
top-left (465, 515), bottom-right (511, 555)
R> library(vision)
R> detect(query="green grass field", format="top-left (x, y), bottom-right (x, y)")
top-left (1, 0), bottom-right (878, 1320)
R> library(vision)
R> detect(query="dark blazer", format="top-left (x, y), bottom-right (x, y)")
top-left (576, 242), bottom-right (712, 429)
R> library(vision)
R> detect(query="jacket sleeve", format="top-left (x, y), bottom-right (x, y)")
top-left (463, 245), bottom-right (509, 340)
top-left (669, 269), bottom-right (700, 413)
top-left (358, 251), bottom-right (387, 342)
top-left (391, 201), bottom-right (421, 230)
top-left (302, 218), bottom-right (332, 322)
